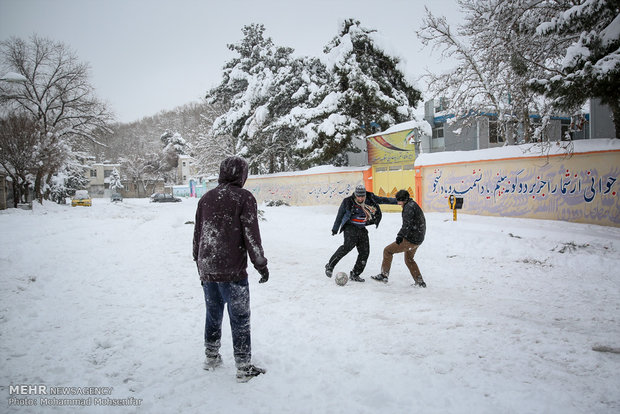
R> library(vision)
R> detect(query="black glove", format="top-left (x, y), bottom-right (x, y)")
top-left (332, 230), bottom-right (337, 236)
top-left (258, 267), bottom-right (269, 283)
top-left (396, 236), bottom-right (403, 245)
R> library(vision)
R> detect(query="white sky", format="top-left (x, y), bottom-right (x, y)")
top-left (0, 0), bottom-right (463, 123)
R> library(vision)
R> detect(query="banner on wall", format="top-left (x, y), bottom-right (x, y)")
top-left (367, 129), bottom-right (417, 165)
top-left (420, 152), bottom-right (620, 226)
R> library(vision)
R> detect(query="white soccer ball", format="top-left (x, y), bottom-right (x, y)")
top-left (334, 271), bottom-right (348, 286)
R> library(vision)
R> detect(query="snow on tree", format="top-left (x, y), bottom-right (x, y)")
top-left (161, 131), bottom-right (189, 155)
top-left (417, 1), bottom-right (566, 144)
top-left (206, 24), bottom-right (305, 173)
top-left (207, 21), bottom-right (421, 172)
top-left (531, 0), bottom-right (620, 138)
top-left (0, 114), bottom-right (40, 206)
top-left (48, 160), bottom-right (89, 204)
top-left (0, 35), bottom-right (113, 202)
top-left (294, 19), bottom-right (422, 166)
top-left (192, 101), bottom-right (242, 176)
top-left (108, 167), bottom-right (123, 191)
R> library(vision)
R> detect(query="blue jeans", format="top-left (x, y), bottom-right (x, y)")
top-left (202, 278), bottom-right (251, 368)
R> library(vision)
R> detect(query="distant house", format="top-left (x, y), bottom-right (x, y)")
top-left (421, 98), bottom-right (614, 153)
top-left (88, 163), bottom-right (121, 198)
top-left (176, 154), bottom-right (194, 185)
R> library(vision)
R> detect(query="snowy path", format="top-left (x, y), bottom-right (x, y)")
top-left (1, 199), bottom-right (619, 413)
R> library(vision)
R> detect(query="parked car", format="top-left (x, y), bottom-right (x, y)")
top-left (150, 193), bottom-right (181, 203)
top-left (111, 192), bottom-right (123, 202)
top-left (71, 190), bottom-right (92, 207)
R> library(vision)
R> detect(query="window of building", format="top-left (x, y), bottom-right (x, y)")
top-left (90, 169), bottom-right (97, 178)
top-left (561, 119), bottom-right (572, 140)
top-left (488, 116), bottom-right (504, 143)
top-left (104, 169), bottom-right (112, 178)
top-left (432, 122), bottom-right (444, 139)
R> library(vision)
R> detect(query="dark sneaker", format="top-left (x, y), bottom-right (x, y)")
top-left (236, 364), bottom-right (266, 383)
top-left (371, 274), bottom-right (388, 283)
top-left (349, 273), bottom-right (365, 282)
top-left (415, 280), bottom-right (427, 288)
top-left (203, 354), bottom-right (222, 371)
top-left (325, 265), bottom-right (333, 278)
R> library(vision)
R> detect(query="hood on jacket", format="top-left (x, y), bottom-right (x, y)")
top-left (218, 156), bottom-right (249, 187)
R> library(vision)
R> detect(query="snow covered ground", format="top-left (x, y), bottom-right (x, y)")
top-left (1, 198), bottom-right (619, 413)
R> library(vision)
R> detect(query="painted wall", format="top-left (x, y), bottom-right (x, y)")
top-left (418, 150), bottom-right (620, 227)
top-left (246, 168), bottom-right (369, 206)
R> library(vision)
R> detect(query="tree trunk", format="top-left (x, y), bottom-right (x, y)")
top-left (33, 170), bottom-right (44, 204)
top-left (610, 101), bottom-right (620, 139)
top-left (522, 108), bottom-right (531, 143)
top-left (12, 180), bottom-right (20, 208)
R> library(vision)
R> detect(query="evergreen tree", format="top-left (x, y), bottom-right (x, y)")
top-left (207, 21), bottom-right (421, 171)
top-left (206, 24), bottom-right (300, 173)
top-left (531, 0), bottom-right (620, 138)
top-left (293, 19), bottom-right (422, 166)
top-left (109, 167), bottom-right (123, 191)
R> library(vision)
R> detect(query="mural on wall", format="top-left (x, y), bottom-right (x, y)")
top-left (247, 171), bottom-right (365, 206)
top-left (422, 153), bottom-right (620, 226)
top-left (367, 129), bottom-right (416, 164)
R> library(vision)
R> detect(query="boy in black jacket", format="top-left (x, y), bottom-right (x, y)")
top-left (371, 189), bottom-right (427, 287)
top-left (326, 184), bottom-right (397, 282)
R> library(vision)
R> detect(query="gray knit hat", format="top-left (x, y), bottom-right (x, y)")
top-left (354, 184), bottom-right (366, 197)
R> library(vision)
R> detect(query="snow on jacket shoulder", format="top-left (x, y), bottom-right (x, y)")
top-left (193, 157), bottom-right (268, 282)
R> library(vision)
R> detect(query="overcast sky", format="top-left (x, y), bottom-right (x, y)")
top-left (0, 0), bottom-right (463, 123)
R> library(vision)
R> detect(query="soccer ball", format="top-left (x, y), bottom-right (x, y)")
top-left (334, 272), bottom-right (348, 286)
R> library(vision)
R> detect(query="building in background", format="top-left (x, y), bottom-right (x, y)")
top-left (176, 154), bottom-right (194, 185)
top-left (422, 98), bottom-right (615, 153)
top-left (88, 163), bottom-right (121, 198)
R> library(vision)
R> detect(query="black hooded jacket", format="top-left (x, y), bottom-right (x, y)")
top-left (193, 156), bottom-right (268, 282)
top-left (398, 198), bottom-right (426, 245)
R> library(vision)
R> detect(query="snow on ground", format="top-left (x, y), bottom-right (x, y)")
top-left (1, 198), bottom-right (619, 413)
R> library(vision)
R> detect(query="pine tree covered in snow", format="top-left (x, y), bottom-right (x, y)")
top-left (206, 24), bottom-right (301, 173)
top-left (531, 0), bottom-right (620, 138)
top-left (108, 167), bottom-right (123, 191)
top-left (161, 131), bottom-right (188, 155)
top-left (207, 21), bottom-right (421, 171)
top-left (299, 19), bottom-right (421, 166)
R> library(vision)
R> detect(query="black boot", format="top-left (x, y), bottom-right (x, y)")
top-left (349, 272), bottom-right (365, 282)
top-left (371, 273), bottom-right (388, 283)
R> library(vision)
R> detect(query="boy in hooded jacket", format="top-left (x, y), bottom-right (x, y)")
top-left (371, 189), bottom-right (427, 287)
top-left (193, 156), bottom-right (269, 382)
top-left (325, 184), bottom-right (397, 282)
